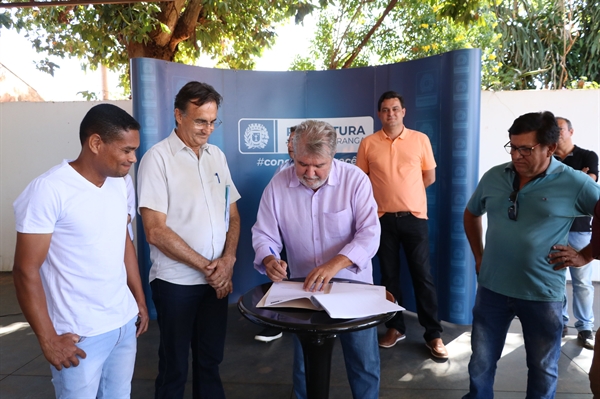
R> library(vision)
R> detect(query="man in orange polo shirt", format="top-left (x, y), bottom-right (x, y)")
top-left (356, 90), bottom-right (447, 359)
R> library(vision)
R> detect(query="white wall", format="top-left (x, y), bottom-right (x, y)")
top-left (480, 90), bottom-right (600, 183)
top-left (0, 101), bottom-right (133, 271)
top-left (480, 90), bottom-right (600, 281)
top-left (1, 92), bottom-right (599, 279)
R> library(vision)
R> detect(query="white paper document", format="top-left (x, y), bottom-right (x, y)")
top-left (257, 281), bottom-right (331, 310)
top-left (257, 281), bottom-right (404, 319)
top-left (312, 290), bottom-right (403, 319)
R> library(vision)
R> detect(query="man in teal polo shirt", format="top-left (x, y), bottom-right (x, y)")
top-left (462, 111), bottom-right (600, 399)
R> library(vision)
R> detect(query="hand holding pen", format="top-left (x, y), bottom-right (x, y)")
top-left (265, 247), bottom-right (288, 282)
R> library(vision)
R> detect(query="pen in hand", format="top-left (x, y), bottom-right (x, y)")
top-left (269, 247), bottom-right (287, 281)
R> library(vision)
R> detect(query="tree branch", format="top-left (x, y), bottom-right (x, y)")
top-left (341, 0), bottom-right (399, 69)
top-left (169, 0), bottom-right (204, 52)
top-left (329, 1), bottom-right (366, 69)
top-left (151, 0), bottom-right (187, 47)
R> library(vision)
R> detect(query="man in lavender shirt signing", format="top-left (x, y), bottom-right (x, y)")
top-left (252, 120), bottom-right (382, 399)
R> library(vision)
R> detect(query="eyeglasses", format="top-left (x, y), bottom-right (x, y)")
top-left (192, 118), bottom-right (222, 129)
top-left (508, 190), bottom-right (518, 221)
top-left (504, 141), bottom-right (540, 156)
top-left (182, 113), bottom-right (222, 129)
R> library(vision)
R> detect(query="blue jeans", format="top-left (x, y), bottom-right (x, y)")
top-left (463, 286), bottom-right (562, 399)
top-left (562, 232), bottom-right (595, 332)
top-left (292, 327), bottom-right (380, 399)
top-left (51, 316), bottom-right (137, 399)
top-left (151, 279), bottom-right (228, 399)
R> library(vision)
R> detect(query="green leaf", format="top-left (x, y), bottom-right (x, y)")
top-left (8, 0), bottom-right (323, 93)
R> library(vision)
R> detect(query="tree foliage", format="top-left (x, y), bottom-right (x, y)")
top-left (493, 0), bottom-right (600, 89)
top-left (4, 0), bottom-right (325, 93)
top-left (290, 0), bottom-right (600, 90)
top-left (290, 1), bottom-right (499, 84)
top-left (4, 0), bottom-right (599, 93)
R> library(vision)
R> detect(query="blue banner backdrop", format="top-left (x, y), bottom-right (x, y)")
top-left (131, 48), bottom-right (480, 324)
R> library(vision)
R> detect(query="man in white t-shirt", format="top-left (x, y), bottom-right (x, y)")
top-left (137, 81), bottom-right (241, 399)
top-left (12, 104), bottom-right (149, 398)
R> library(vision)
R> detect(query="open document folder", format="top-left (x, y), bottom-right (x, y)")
top-left (257, 281), bottom-right (404, 319)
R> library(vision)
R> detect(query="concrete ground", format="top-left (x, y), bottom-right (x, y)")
top-left (0, 272), bottom-right (597, 398)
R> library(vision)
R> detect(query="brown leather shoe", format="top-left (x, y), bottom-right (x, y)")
top-left (426, 338), bottom-right (449, 359)
top-left (379, 328), bottom-right (406, 348)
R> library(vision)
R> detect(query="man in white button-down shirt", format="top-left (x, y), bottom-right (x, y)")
top-left (137, 81), bottom-right (241, 399)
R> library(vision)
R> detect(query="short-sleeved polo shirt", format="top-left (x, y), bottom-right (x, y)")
top-left (356, 128), bottom-right (436, 218)
top-left (467, 157), bottom-right (600, 301)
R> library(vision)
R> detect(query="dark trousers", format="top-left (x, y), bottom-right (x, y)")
top-left (378, 214), bottom-right (442, 341)
top-left (151, 279), bottom-right (228, 399)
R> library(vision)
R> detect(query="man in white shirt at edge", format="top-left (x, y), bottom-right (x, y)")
top-left (137, 81), bottom-right (241, 399)
top-left (12, 104), bottom-right (149, 398)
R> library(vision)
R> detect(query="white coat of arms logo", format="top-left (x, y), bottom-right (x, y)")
top-left (244, 123), bottom-right (269, 149)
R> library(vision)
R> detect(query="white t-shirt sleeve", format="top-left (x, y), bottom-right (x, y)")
top-left (14, 178), bottom-right (60, 234)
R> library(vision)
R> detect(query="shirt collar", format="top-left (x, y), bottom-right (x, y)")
top-left (554, 145), bottom-right (576, 161)
top-left (167, 129), bottom-right (211, 156)
top-left (288, 158), bottom-right (339, 189)
top-left (504, 155), bottom-right (564, 178)
top-left (327, 159), bottom-right (340, 186)
top-left (377, 127), bottom-right (409, 141)
top-left (546, 156), bottom-right (565, 174)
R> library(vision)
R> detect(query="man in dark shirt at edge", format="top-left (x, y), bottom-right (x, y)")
top-left (554, 116), bottom-right (597, 350)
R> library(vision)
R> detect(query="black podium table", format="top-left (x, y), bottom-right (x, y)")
top-left (237, 279), bottom-right (395, 399)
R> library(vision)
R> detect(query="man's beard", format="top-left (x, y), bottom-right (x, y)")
top-left (299, 175), bottom-right (326, 190)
